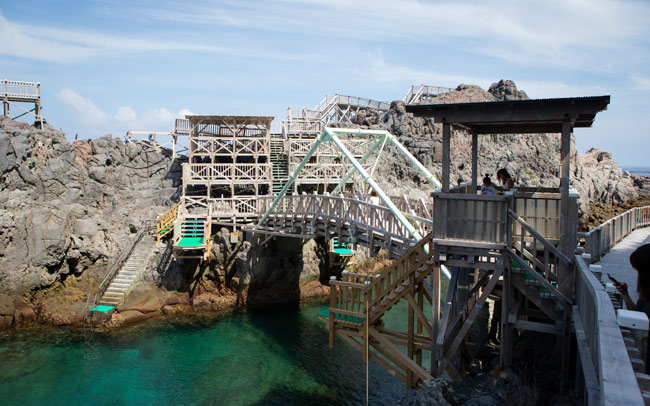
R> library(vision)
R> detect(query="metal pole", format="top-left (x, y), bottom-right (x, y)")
top-left (327, 130), bottom-right (423, 241)
top-left (332, 136), bottom-right (386, 194)
top-left (257, 128), bottom-right (328, 225)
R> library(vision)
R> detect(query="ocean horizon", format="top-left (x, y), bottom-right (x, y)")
top-left (620, 166), bottom-right (650, 177)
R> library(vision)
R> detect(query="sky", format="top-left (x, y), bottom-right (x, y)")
top-left (1, 0), bottom-right (649, 165)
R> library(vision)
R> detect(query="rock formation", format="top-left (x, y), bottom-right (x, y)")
top-left (0, 79), bottom-right (641, 328)
top-left (0, 116), bottom-right (179, 301)
top-left (352, 80), bottom-right (637, 217)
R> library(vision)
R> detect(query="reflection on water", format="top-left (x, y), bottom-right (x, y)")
top-left (0, 299), bottom-right (409, 406)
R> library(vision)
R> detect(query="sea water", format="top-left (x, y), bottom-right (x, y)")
top-left (621, 166), bottom-right (650, 177)
top-left (0, 299), bottom-right (414, 406)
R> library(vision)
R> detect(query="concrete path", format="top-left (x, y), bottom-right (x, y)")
top-left (596, 227), bottom-right (650, 303)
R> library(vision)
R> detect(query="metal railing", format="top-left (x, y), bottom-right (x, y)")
top-left (582, 206), bottom-right (650, 262)
top-left (91, 220), bottom-right (155, 308)
top-left (403, 85), bottom-right (453, 105)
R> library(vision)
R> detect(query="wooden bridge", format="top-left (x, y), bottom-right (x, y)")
top-left (99, 89), bottom-right (650, 404)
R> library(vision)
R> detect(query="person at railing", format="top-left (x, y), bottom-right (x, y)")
top-left (369, 189), bottom-right (381, 206)
top-left (494, 168), bottom-right (515, 192)
top-left (614, 243), bottom-right (650, 373)
top-left (481, 174), bottom-right (497, 195)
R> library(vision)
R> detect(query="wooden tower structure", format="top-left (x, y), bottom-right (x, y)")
top-left (321, 96), bottom-right (611, 389)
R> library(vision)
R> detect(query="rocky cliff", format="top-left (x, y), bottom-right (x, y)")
top-left (0, 117), bottom-right (179, 299)
top-left (0, 79), bottom-right (640, 328)
top-left (352, 80), bottom-right (637, 217)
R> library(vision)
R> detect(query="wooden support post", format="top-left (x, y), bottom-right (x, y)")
top-left (431, 260), bottom-right (441, 374)
top-left (328, 279), bottom-right (336, 348)
top-left (416, 285), bottom-right (424, 367)
top-left (3, 97), bottom-right (8, 117)
top-left (559, 118), bottom-right (573, 297)
top-left (439, 268), bottom-right (503, 373)
top-left (471, 130), bottom-right (478, 193)
top-left (500, 265), bottom-right (513, 368)
top-left (442, 122), bottom-right (451, 193)
top-left (407, 274), bottom-right (415, 388)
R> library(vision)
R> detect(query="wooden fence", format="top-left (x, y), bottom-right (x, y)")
top-left (582, 206), bottom-right (650, 262)
top-left (574, 255), bottom-right (644, 405)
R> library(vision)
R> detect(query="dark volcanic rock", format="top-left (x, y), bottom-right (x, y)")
top-left (488, 79), bottom-right (529, 101)
top-left (0, 116), bottom-right (180, 298)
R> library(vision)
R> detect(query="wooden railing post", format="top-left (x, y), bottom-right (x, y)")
top-left (329, 276), bottom-right (336, 348)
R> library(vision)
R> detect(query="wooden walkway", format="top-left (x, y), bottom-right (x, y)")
top-left (596, 227), bottom-right (650, 303)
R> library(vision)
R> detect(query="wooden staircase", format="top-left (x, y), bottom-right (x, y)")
top-left (319, 233), bottom-right (436, 387)
top-left (270, 136), bottom-right (288, 195)
top-left (173, 215), bottom-right (212, 260)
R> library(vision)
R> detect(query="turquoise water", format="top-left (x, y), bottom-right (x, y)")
top-left (0, 300), bottom-right (412, 406)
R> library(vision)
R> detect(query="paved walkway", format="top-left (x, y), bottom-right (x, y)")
top-left (597, 227), bottom-right (650, 304)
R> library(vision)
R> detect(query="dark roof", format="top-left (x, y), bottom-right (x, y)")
top-left (405, 96), bottom-right (610, 134)
top-left (186, 115), bottom-right (274, 126)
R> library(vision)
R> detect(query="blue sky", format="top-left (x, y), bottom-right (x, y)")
top-left (1, 0), bottom-right (649, 165)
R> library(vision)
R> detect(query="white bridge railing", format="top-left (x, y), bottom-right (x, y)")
top-left (2, 80), bottom-right (40, 101)
top-left (403, 85), bottom-right (453, 105)
top-left (256, 194), bottom-right (432, 246)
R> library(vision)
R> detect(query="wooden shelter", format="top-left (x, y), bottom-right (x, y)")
top-left (403, 96), bottom-right (610, 384)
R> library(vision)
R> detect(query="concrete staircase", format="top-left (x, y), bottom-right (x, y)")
top-left (98, 236), bottom-right (156, 306)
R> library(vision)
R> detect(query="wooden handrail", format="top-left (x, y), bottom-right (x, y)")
top-left (156, 201), bottom-right (181, 242)
top-left (508, 208), bottom-right (572, 265)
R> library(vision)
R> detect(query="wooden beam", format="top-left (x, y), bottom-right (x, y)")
top-left (442, 122), bottom-right (451, 192)
top-left (406, 292), bottom-right (433, 335)
top-left (338, 330), bottom-right (408, 385)
top-left (369, 327), bottom-right (433, 383)
top-left (436, 269), bottom-right (459, 347)
top-left (513, 319), bottom-right (560, 335)
top-left (471, 130), bottom-right (478, 193)
top-left (559, 118), bottom-right (573, 298)
top-left (431, 262), bottom-right (441, 374)
top-left (438, 268), bottom-right (503, 374)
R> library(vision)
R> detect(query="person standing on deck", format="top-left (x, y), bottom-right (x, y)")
top-left (494, 168), bottom-right (515, 192)
top-left (369, 189), bottom-right (381, 206)
top-left (614, 243), bottom-right (650, 373)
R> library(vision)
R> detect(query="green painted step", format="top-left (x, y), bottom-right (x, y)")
top-left (90, 305), bottom-right (115, 312)
top-left (334, 247), bottom-right (354, 255)
top-left (318, 309), bottom-right (364, 324)
top-left (176, 236), bottom-right (205, 247)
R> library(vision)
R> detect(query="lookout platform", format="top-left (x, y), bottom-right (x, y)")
top-left (2, 80), bottom-right (43, 127)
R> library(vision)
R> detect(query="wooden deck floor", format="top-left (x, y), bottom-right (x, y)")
top-left (596, 226), bottom-right (650, 303)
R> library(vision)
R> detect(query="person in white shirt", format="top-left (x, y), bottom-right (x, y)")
top-left (369, 189), bottom-right (381, 205)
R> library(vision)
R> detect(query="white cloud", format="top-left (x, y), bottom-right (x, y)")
top-left (148, 0), bottom-right (650, 71)
top-left (515, 80), bottom-right (609, 99)
top-left (0, 12), bottom-right (227, 63)
top-left (358, 52), bottom-right (492, 88)
top-left (57, 88), bottom-right (191, 136)
top-left (629, 75), bottom-right (650, 91)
